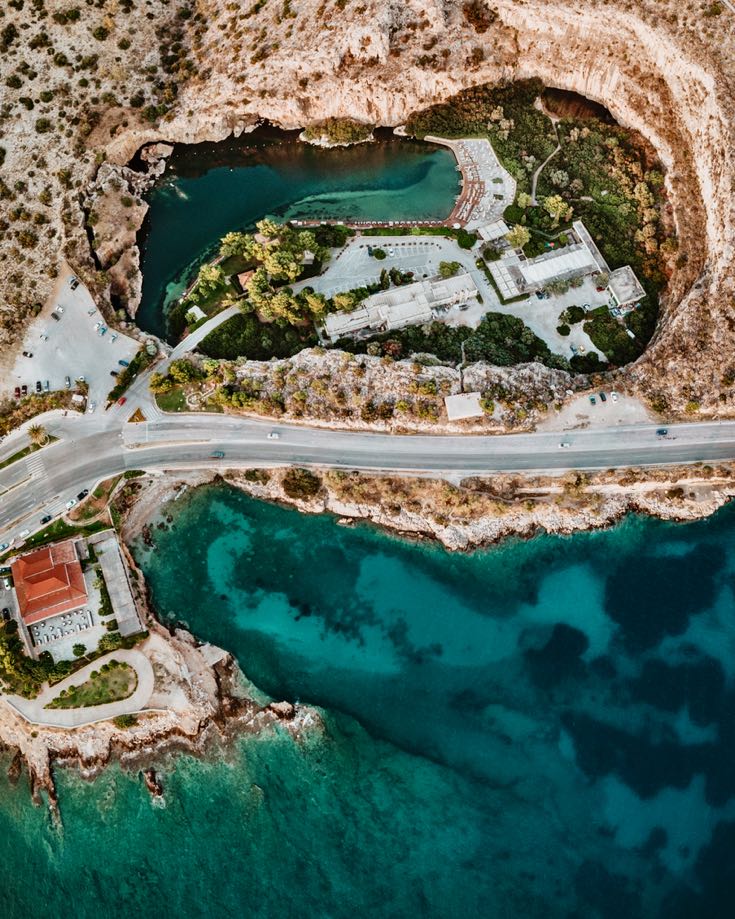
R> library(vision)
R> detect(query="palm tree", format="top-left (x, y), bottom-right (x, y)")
top-left (27, 424), bottom-right (47, 446)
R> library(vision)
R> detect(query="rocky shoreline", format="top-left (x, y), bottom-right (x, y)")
top-left (121, 463), bottom-right (735, 555)
top-left (0, 545), bottom-right (322, 810)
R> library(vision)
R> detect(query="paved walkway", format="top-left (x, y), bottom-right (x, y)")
top-left (4, 648), bottom-right (155, 727)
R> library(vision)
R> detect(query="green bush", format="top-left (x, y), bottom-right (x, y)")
top-left (303, 118), bottom-right (373, 145)
top-left (556, 323), bottom-right (571, 336)
top-left (583, 308), bottom-right (641, 366)
top-left (372, 247), bottom-right (387, 260)
top-left (199, 313), bottom-right (315, 361)
top-left (282, 468), bottom-right (322, 500)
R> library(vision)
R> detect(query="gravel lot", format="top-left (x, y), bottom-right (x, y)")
top-left (3, 267), bottom-right (140, 411)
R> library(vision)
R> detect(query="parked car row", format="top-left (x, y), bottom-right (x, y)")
top-left (588, 391), bottom-right (619, 406)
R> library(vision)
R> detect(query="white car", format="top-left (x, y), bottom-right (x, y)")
top-left (94, 321), bottom-right (102, 331)
top-left (56, 305), bottom-right (64, 314)
top-left (267, 432), bottom-right (280, 440)
top-left (610, 391), bottom-right (619, 403)
top-left (65, 498), bottom-right (77, 510)
top-left (87, 401), bottom-right (97, 414)
top-left (559, 442), bottom-right (571, 449)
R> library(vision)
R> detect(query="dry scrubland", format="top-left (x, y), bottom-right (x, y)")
top-left (1, 0), bottom-right (734, 416)
top-left (224, 461), bottom-right (735, 550)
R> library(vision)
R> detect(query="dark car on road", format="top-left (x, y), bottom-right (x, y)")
top-left (110, 370), bottom-right (119, 377)
top-left (1, 608), bottom-right (9, 622)
top-left (656, 428), bottom-right (668, 436)
top-left (22, 351), bottom-right (32, 358)
top-left (77, 489), bottom-right (89, 501)
top-left (21, 384), bottom-right (27, 396)
top-left (35, 380), bottom-right (42, 393)
top-left (51, 311), bottom-right (61, 321)
top-left (599, 392), bottom-right (607, 402)
top-left (118, 359), bottom-right (130, 367)
top-left (40, 515), bottom-right (52, 524)
top-left (14, 387), bottom-right (20, 399)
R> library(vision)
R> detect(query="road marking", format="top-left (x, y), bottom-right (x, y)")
top-left (25, 453), bottom-right (46, 479)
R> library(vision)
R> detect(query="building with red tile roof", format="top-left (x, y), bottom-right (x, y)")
top-left (11, 539), bottom-right (88, 625)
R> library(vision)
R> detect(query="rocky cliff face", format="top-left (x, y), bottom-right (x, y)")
top-left (2, 0), bottom-right (734, 415)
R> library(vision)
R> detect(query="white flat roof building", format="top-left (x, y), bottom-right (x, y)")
top-left (477, 220), bottom-right (510, 242)
top-left (517, 244), bottom-right (599, 287)
top-left (322, 273), bottom-right (479, 341)
top-left (608, 266), bottom-right (646, 308)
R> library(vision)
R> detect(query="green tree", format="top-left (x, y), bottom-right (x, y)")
top-left (27, 423), bottom-right (47, 446)
top-left (191, 264), bottom-right (226, 301)
top-left (73, 643), bottom-right (86, 658)
top-left (438, 260), bottom-right (461, 278)
top-left (149, 372), bottom-right (173, 393)
top-left (542, 194), bottom-right (572, 227)
top-left (516, 192), bottom-right (533, 209)
top-left (219, 231), bottom-right (256, 259)
top-left (168, 359), bottom-right (201, 384)
top-left (505, 225), bottom-right (531, 249)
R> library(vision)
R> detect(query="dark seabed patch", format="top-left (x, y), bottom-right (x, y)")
top-left (4, 487), bottom-right (735, 918)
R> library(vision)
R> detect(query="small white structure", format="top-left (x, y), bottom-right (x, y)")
top-left (322, 273), bottom-right (480, 342)
top-left (444, 392), bottom-right (485, 421)
top-left (302, 249), bottom-right (316, 266)
top-left (185, 305), bottom-right (206, 323)
top-left (608, 266), bottom-right (645, 309)
top-left (477, 220), bottom-right (510, 242)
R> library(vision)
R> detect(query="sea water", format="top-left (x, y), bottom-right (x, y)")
top-left (135, 128), bottom-right (459, 338)
top-left (1, 484), bottom-right (733, 918)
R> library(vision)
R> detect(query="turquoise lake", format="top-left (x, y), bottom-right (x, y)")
top-left (136, 128), bottom-right (459, 338)
top-left (3, 484), bottom-right (735, 918)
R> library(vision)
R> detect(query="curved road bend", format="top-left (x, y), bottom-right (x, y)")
top-left (3, 416), bottom-right (735, 541)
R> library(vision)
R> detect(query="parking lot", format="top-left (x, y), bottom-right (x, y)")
top-left (294, 237), bottom-right (451, 298)
top-left (3, 266), bottom-right (140, 411)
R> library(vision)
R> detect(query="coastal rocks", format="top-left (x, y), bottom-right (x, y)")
top-left (0, 570), bottom-right (322, 808)
top-left (140, 143), bottom-right (174, 164)
top-left (143, 767), bottom-right (164, 797)
top-left (268, 701), bottom-right (296, 720)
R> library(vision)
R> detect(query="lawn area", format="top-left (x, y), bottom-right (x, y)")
top-left (68, 475), bottom-right (121, 523)
top-left (45, 659), bottom-right (137, 709)
top-left (155, 387), bottom-right (187, 412)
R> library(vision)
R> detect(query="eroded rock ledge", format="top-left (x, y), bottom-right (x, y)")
top-left (121, 463), bottom-right (735, 558)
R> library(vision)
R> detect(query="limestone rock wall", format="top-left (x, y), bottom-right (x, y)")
top-left (1, 0), bottom-right (734, 415)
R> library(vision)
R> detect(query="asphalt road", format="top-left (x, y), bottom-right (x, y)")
top-left (3, 413), bottom-right (735, 545)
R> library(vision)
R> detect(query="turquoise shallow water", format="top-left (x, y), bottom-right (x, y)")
top-left (136, 128), bottom-right (459, 338)
top-left (3, 486), bottom-right (735, 918)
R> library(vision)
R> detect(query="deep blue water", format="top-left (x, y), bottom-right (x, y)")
top-left (3, 485), bottom-right (735, 918)
top-left (136, 129), bottom-right (459, 338)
